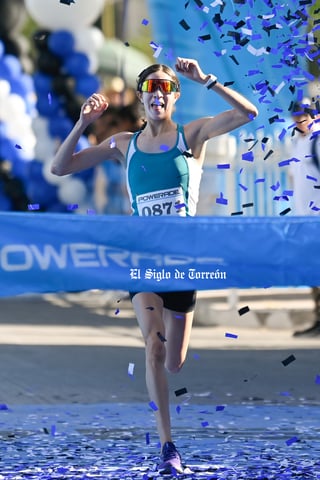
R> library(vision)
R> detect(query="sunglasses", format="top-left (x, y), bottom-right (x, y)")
top-left (140, 79), bottom-right (179, 94)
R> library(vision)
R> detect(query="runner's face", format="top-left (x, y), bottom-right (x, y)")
top-left (138, 71), bottom-right (180, 119)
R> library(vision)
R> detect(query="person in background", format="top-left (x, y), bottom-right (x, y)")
top-left (289, 98), bottom-right (320, 337)
top-left (51, 57), bottom-right (258, 474)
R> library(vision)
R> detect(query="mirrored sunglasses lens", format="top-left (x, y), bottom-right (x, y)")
top-left (141, 80), bottom-right (175, 93)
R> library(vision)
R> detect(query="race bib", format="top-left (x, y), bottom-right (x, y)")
top-left (136, 187), bottom-right (186, 216)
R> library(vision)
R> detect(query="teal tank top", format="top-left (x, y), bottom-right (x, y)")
top-left (125, 125), bottom-right (203, 217)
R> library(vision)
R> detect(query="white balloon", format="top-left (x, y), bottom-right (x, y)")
top-left (58, 177), bottom-right (87, 205)
top-left (73, 27), bottom-right (104, 53)
top-left (0, 80), bottom-right (11, 99)
top-left (25, 0), bottom-right (105, 31)
top-left (34, 136), bottom-right (57, 161)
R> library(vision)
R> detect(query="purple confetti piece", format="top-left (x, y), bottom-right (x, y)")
top-left (225, 332), bottom-right (238, 339)
top-left (242, 151), bottom-right (254, 162)
top-left (278, 128), bottom-right (287, 141)
top-left (27, 204), bottom-right (40, 211)
top-left (315, 374), bottom-right (320, 384)
top-left (67, 204), bottom-right (78, 211)
top-left (201, 421), bottom-right (209, 427)
top-left (160, 144), bottom-right (170, 151)
top-left (255, 178), bottom-right (265, 184)
top-left (176, 405), bottom-right (181, 414)
top-left (217, 163), bottom-right (230, 169)
top-left (149, 401), bottom-right (158, 411)
top-left (0, 404), bottom-right (9, 410)
top-left (145, 432), bottom-right (150, 444)
top-left (270, 181), bottom-right (281, 191)
top-left (306, 175), bottom-right (318, 181)
top-left (238, 183), bottom-right (248, 191)
top-left (142, 18), bottom-right (149, 25)
top-left (216, 405), bottom-right (225, 411)
top-left (114, 308), bottom-right (120, 315)
top-left (286, 436), bottom-right (299, 446)
top-left (216, 192), bottom-right (228, 205)
top-left (15, 144), bottom-right (22, 149)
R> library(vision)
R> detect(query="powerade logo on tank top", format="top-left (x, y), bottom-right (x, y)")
top-left (136, 187), bottom-right (186, 216)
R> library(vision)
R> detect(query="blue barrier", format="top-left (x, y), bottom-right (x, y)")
top-left (0, 212), bottom-right (319, 297)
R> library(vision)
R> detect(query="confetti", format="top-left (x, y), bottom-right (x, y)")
top-left (286, 436), bottom-right (299, 446)
top-left (114, 308), bottom-right (120, 315)
top-left (60, 0), bottom-right (75, 4)
top-left (242, 202), bottom-right (254, 208)
top-left (157, 331), bottom-right (167, 342)
top-left (231, 211), bottom-right (243, 215)
top-left (217, 163), bottom-right (230, 169)
top-left (216, 192), bottom-right (228, 205)
top-left (15, 144), bottom-right (22, 149)
top-left (145, 432), bottom-right (150, 444)
top-left (175, 387), bottom-right (188, 397)
top-left (141, 18), bottom-right (149, 26)
top-left (160, 144), bottom-right (170, 151)
top-left (27, 204), bottom-right (40, 211)
top-left (279, 207), bottom-right (291, 216)
top-left (225, 332), bottom-right (238, 339)
top-left (179, 19), bottom-right (191, 30)
top-left (242, 151), bottom-right (254, 162)
top-left (201, 421), bottom-right (209, 427)
top-left (176, 405), bottom-right (181, 414)
top-left (216, 405), bottom-right (225, 411)
top-left (238, 305), bottom-right (250, 315)
top-left (315, 374), bottom-right (320, 384)
top-left (128, 363), bottom-right (135, 376)
top-left (67, 204), bottom-right (78, 211)
top-left (149, 401), bottom-right (158, 411)
top-left (282, 354), bottom-right (296, 366)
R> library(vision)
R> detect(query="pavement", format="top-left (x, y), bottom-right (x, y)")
top-left (0, 289), bottom-right (319, 478)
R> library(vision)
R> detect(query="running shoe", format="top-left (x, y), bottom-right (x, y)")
top-left (158, 441), bottom-right (183, 474)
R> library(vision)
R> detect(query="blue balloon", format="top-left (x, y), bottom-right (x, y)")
top-left (11, 158), bottom-right (30, 181)
top-left (0, 62), bottom-right (11, 81)
top-left (3, 54), bottom-right (22, 79)
top-left (63, 52), bottom-right (90, 76)
top-left (26, 177), bottom-right (58, 207)
top-left (0, 189), bottom-right (12, 211)
top-left (48, 30), bottom-right (75, 57)
top-left (33, 72), bottom-right (52, 93)
top-left (0, 137), bottom-right (20, 162)
top-left (75, 74), bottom-right (100, 97)
top-left (36, 92), bottom-right (60, 117)
top-left (28, 160), bottom-right (45, 180)
top-left (48, 116), bottom-right (73, 139)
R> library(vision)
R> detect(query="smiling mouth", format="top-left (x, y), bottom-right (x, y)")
top-left (151, 100), bottom-right (165, 108)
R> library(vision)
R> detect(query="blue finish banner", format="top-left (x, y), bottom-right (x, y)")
top-left (0, 212), bottom-right (319, 297)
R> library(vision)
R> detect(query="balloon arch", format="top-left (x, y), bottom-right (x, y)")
top-left (0, 0), bottom-right (106, 213)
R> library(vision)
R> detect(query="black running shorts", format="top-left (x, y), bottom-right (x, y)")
top-left (129, 290), bottom-right (197, 313)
